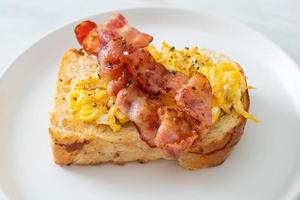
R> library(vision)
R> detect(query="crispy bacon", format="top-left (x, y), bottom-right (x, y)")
top-left (121, 49), bottom-right (189, 96)
top-left (81, 28), bottom-right (99, 55)
top-left (97, 29), bottom-right (128, 96)
top-left (121, 48), bottom-right (212, 131)
top-left (120, 49), bottom-right (167, 94)
top-left (106, 13), bottom-right (153, 48)
top-left (155, 108), bottom-right (198, 157)
top-left (116, 86), bottom-right (198, 157)
top-left (116, 85), bottom-right (160, 146)
top-left (175, 74), bottom-right (212, 127)
top-left (97, 28), bottom-right (126, 65)
top-left (107, 72), bottom-right (128, 96)
top-left (164, 136), bottom-right (198, 158)
top-left (162, 72), bottom-right (189, 97)
top-left (155, 109), bottom-right (190, 146)
top-left (121, 48), bottom-right (189, 96)
top-left (74, 20), bottom-right (97, 45)
top-left (74, 13), bottom-right (153, 55)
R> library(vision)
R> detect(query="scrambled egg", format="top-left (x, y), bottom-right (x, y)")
top-left (146, 42), bottom-right (259, 123)
top-left (68, 75), bottom-right (128, 132)
top-left (68, 42), bottom-right (258, 133)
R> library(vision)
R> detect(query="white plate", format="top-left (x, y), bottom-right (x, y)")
top-left (1, 7), bottom-right (300, 200)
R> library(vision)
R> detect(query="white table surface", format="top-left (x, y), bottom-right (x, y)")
top-left (0, 0), bottom-right (300, 75)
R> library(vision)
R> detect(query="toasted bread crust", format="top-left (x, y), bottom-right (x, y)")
top-left (178, 109), bottom-right (248, 169)
top-left (49, 49), bottom-right (249, 169)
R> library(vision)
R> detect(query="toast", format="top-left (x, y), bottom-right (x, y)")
top-left (49, 48), bottom-right (249, 170)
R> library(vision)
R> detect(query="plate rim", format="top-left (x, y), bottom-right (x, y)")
top-left (0, 6), bottom-right (300, 200)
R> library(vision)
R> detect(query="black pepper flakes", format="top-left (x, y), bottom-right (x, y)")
top-left (107, 62), bottom-right (113, 69)
top-left (73, 97), bottom-right (77, 101)
top-left (165, 87), bottom-right (172, 92)
top-left (59, 79), bottom-right (63, 82)
top-left (78, 49), bottom-right (85, 55)
top-left (170, 46), bottom-right (175, 51)
top-left (154, 91), bottom-right (161, 97)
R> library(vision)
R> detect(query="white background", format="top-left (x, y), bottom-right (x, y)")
top-left (0, 0), bottom-right (300, 74)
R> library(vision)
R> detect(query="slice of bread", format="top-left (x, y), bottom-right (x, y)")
top-left (49, 49), bottom-right (249, 170)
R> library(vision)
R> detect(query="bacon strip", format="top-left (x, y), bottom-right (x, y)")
top-left (164, 136), bottom-right (198, 158)
top-left (121, 48), bottom-right (212, 130)
top-left (121, 49), bottom-right (189, 96)
top-left (162, 72), bottom-right (189, 97)
top-left (121, 48), bottom-right (189, 96)
top-left (97, 29), bottom-right (126, 65)
top-left (116, 85), bottom-right (160, 147)
top-left (74, 13), bottom-right (153, 55)
top-left (74, 20), bottom-right (97, 45)
top-left (97, 29), bottom-right (128, 96)
top-left (106, 13), bottom-right (153, 48)
top-left (81, 28), bottom-right (99, 55)
top-left (107, 72), bottom-right (128, 96)
top-left (155, 108), bottom-right (198, 157)
top-left (116, 86), bottom-right (198, 156)
top-left (120, 49), bottom-right (167, 94)
top-left (175, 74), bottom-right (212, 127)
